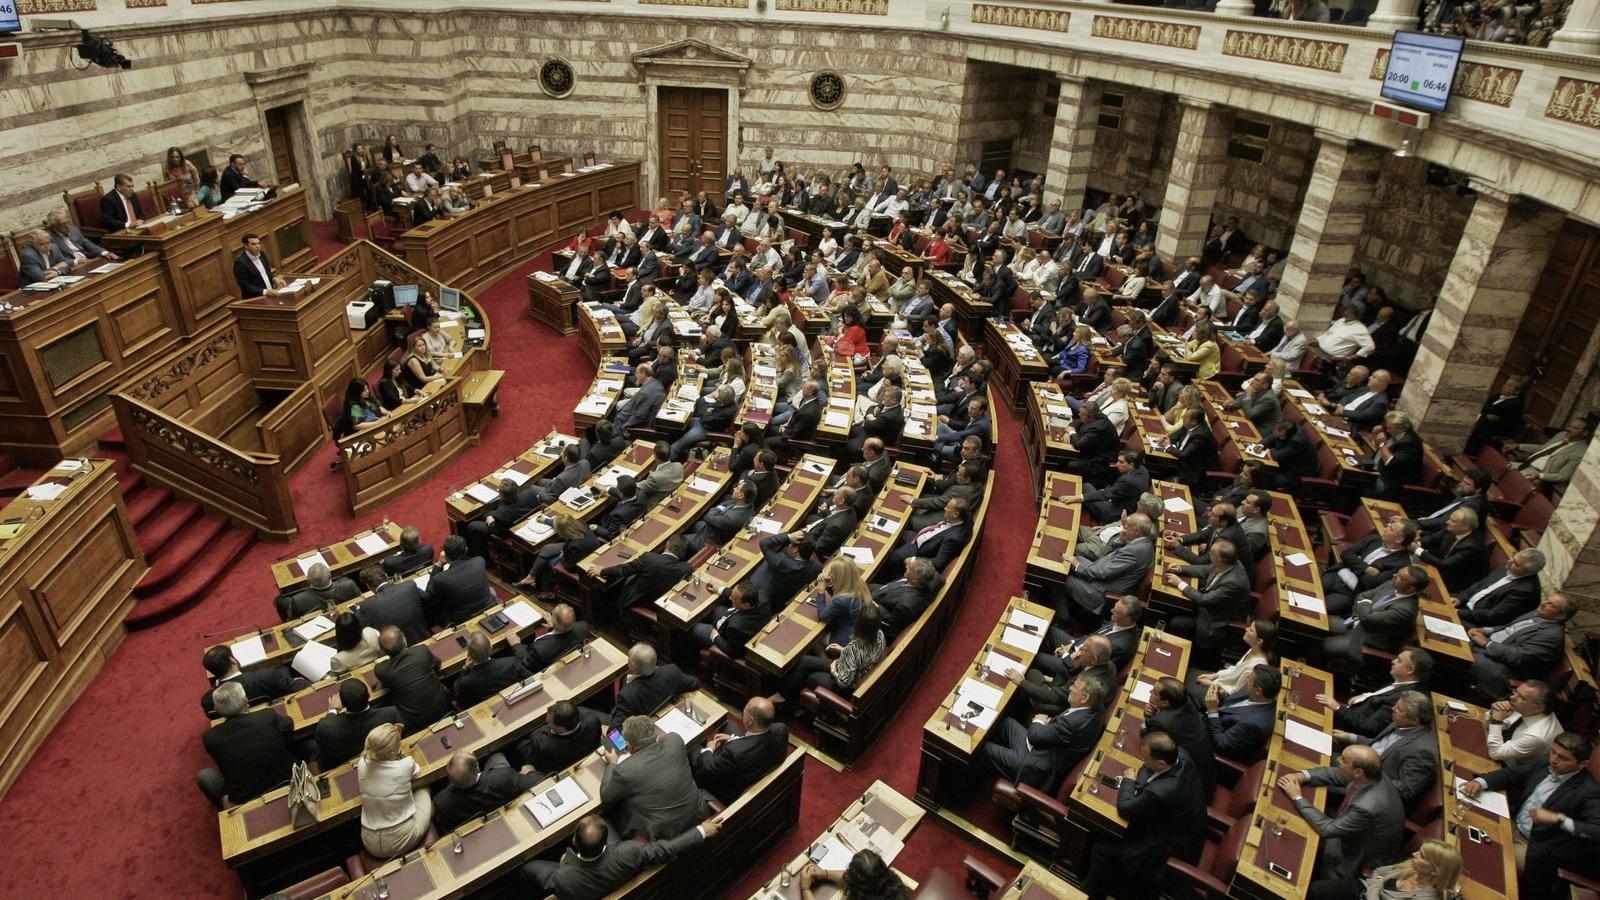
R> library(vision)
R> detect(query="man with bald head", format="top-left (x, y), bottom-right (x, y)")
top-left (375, 625), bottom-right (451, 733)
top-left (433, 750), bottom-right (542, 831)
top-left (689, 697), bottom-right (789, 805)
top-left (1278, 743), bottom-right (1406, 897)
top-left (1010, 632), bottom-right (1117, 716)
top-left (520, 812), bottom-right (720, 898)
top-left (452, 631), bottom-right (533, 708)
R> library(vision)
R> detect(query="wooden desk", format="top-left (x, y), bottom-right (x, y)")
top-left (1024, 472), bottom-right (1082, 597)
top-left (0, 459), bottom-right (145, 796)
top-left (746, 781), bottom-right (924, 899)
top-left (899, 354), bottom-right (940, 453)
top-left (656, 371), bottom-right (705, 431)
top-left (577, 303), bottom-right (628, 367)
top-left (737, 344), bottom-right (780, 428)
top-left (219, 186), bottom-right (317, 277)
top-left (230, 274), bottom-right (358, 403)
top-left (574, 360), bottom-right (630, 432)
top-left (1148, 482), bottom-right (1200, 615)
top-left (1282, 380), bottom-right (1374, 489)
top-left (926, 269), bottom-right (992, 340)
top-left (1197, 381), bottom-right (1278, 471)
top-left (983, 319), bottom-right (1049, 416)
top-left (1362, 499), bottom-right (1475, 664)
top-left (270, 521), bottom-right (403, 594)
top-left (397, 162), bottom-right (640, 296)
top-left (1020, 382), bottom-right (1076, 499)
top-left (988, 861), bottom-right (1087, 900)
top-left (444, 430), bottom-right (577, 528)
top-left (1266, 491), bottom-right (1331, 637)
top-left (1430, 693), bottom-right (1518, 900)
top-left (917, 596), bottom-right (1054, 808)
top-left (581, 449), bottom-right (733, 580)
top-left (528, 271), bottom-right (581, 335)
top-left (816, 356), bottom-right (858, 445)
top-left (506, 441), bottom-right (657, 573)
top-left (220, 635), bottom-right (628, 868)
top-left (338, 375), bottom-right (473, 517)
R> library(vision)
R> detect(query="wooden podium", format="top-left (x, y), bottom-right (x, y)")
top-left (230, 276), bottom-right (358, 403)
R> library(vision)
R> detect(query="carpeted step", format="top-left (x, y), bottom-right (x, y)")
top-left (0, 466), bottom-right (45, 498)
top-left (0, 454), bottom-right (16, 479)
top-left (134, 510), bottom-right (231, 595)
top-left (124, 485), bottom-right (172, 529)
top-left (99, 427), bottom-right (125, 450)
top-left (133, 498), bottom-right (203, 560)
top-left (126, 524), bottom-right (255, 627)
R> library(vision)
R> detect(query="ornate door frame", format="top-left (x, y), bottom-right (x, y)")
top-left (633, 39), bottom-right (752, 205)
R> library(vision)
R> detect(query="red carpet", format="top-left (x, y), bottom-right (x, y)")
top-left (0, 225), bottom-right (1033, 898)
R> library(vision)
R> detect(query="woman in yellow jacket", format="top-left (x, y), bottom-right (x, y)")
top-left (1186, 320), bottom-right (1222, 381)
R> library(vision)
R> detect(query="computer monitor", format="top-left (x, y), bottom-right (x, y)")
top-left (393, 284), bottom-right (419, 307)
top-left (439, 287), bottom-right (462, 313)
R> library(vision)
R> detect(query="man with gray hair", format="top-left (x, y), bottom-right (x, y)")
top-left (600, 714), bottom-right (709, 840)
top-left (278, 561), bottom-right (360, 620)
top-left (45, 208), bottom-right (116, 265)
top-left (610, 642), bottom-right (698, 729)
top-left (433, 750), bottom-right (541, 831)
top-left (1456, 548), bottom-right (1546, 628)
top-left (1077, 494), bottom-right (1165, 561)
top-left (1318, 690), bottom-right (1438, 808)
top-left (1058, 513), bottom-right (1157, 629)
top-left (18, 229), bottom-right (70, 284)
top-left (1013, 632), bottom-right (1117, 715)
top-left (873, 556), bottom-right (945, 641)
top-left (198, 681), bottom-right (299, 808)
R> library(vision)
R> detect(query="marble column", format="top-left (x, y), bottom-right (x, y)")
top-left (1045, 76), bottom-right (1101, 212)
top-left (1214, 0), bottom-right (1256, 16)
top-left (1275, 132), bottom-right (1385, 336)
top-left (1154, 100), bottom-right (1229, 265)
top-left (1397, 182), bottom-right (1565, 453)
top-left (1537, 431), bottom-right (1600, 610)
top-left (1549, 0), bottom-right (1600, 55)
top-left (1367, 0), bottom-right (1424, 32)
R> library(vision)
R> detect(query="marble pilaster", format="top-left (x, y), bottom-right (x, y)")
top-left (1397, 183), bottom-right (1565, 453)
top-left (1537, 431), bottom-right (1600, 610)
top-left (1549, 0), bottom-right (1600, 55)
top-left (1154, 100), bottom-right (1228, 264)
top-left (1275, 132), bottom-right (1385, 336)
top-left (1044, 75), bottom-right (1101, 211)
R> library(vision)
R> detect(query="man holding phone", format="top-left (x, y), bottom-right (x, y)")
top-left (598, 715), bottom-right (708, 840)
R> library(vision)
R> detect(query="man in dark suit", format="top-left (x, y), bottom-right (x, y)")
top-left (277, 562), bottom-right (360, 620)
top-left (381, 526), bottom-right (434, 577)
top-left (1165, 540), bottom-right (1253, 668)
top-left (313, 679), bottom-right (401, 771)
top-left (1246, 300), bottom-right (1286, 352)
top-left (683, 480), bottom-right (755, 553)
top-left (520, 814), bottom-right (717, 899)
top-left (1463, 732), bottom-right (1600, 899)
top-left (356, 565), bottom-right (431, 645)
top-left (1065, 400), bottom-right (1120, 481)
top-left (1418, 468), bottom-right (1493, 535)
top-left (845, 386), bottom-right (905, 460)
top-left (1065, 450), bottom-right (1150, 525)
top-left (1202, 664), bottom-right (1280, 760)
top-left (1317, 647), bottom-right (1433, 739)
top-left (1167, 502), bottom-right (1249, 568)
top-left (433, 751), bottom-right (542, 832)
top-left (1278, 745), bottom-right (1405, 895)
top-left (99, 173), bottom-right (145, 232)
top-left (219, 152), bottom-right (263, 200)
top-left (887, 497), bottom-right (972, 575)
top-left (464, 478), bottom-right (539, 559)
top-left (1416, 507), bottom-right (1490, 594)
top-left (860, 438), bottom-right (893, 491)
top-left (198, 682), bottom-right (300, 808)
top-left (516, 700), bottom-right (604, 774)
top-left (233, 233), bottom-right (284, 298)
top-left (601, 535), bottom-right (691, 616)
top-left (1457, 549), bottom-right (1546, 628)
top-left (453, 632), bottom-right (533, 709)
top-left (1468, 594), bottom-right (1575, 700)
top-left (982, 673), bottom-right (1107, 793)
top-left (871, 558), bottom-right (943, 642)
top-left (592, 475), bottom-right (647, 542)
top-left (753, 533), bottom-right (822, 609)
top-left (1083, 731), bottom-right (1206, 900)
top-left (1013, 633), bottom-right (1118, 716)
top-left (531, 444), bottom-right (591, 506)
top-left (374, 626), bottom-right (452, 733)
top-left (611, 643), bottom-right (699, 729)
top-left (424, 535), bottom-right (495, 627)
top-left (690, 580), bottom-right (772, 659)
top-left (772, 380), bottom-right (823, 446)
top-left (1322, 566), bottom-right (1427, 670)
top-left (799, 488), bottom-right (859, 559)
top-left (600, 715), bottom-right (709, 839)
top-left (1327, 691), bottom-right (1439, 809)
top-left (1321, 516), bottom-right (1418, 617)
top-left (1371, 411), bottom-right (1425, 501)
top-left (1169, 408), bottom-right (1220, 489)
top-left (906, 461), bottom-right (982, 531)
top-left (689, 697), bottom-right (789, 806)
top-left (199, 646), bottom-right (308, 718)
top-left (510, 603), bottom-right (591, 671)
top-left (1144, 676), bottom-right (1217, 801)
top-left (1119, 310), bottom-right (1155, 378)
top-left (1265, 420), bottom-right (1318, 491)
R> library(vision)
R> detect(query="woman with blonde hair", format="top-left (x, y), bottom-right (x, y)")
top-left (775, 344), bottom-right (803, 405)
top-left (357, 723), bottom-right (432, 858)
top-left (1186, 320), bottom-right (1221, 381)
top-left (400, 334), bottom-right (445, 392)
top-left (1359, 839), bottom-right (1461, 899)
top-left (1163, 384), bottom-right (1204, 436)
top-left (1056, 324), bottom-right (1093, 375)
top-left (1102, 378), bottom-right (1134, 431)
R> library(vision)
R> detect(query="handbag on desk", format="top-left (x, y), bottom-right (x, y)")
top-left (287, 761), bottom-right (323, 828)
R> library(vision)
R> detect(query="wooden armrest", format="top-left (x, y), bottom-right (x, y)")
top-left (963, 856), bottom-right (1007, 897)
top-left (1166, 858), bottom-right (1232, 899)
top-left (811, 685), bottom-right (855, 718)
top-left (1206, 808), bottom-right (1237, 836)
top-left (1016, 783), bottom-right (1070, 823)
top-left (1215, 755), bottom-right (1248, 784)
top-left (1560, 869), bottom-right (1600, 892)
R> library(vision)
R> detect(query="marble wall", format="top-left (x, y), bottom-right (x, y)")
top-left (1087, 85), bottom-right (1175, 208)
top-left (1214, 118), bottom-right (1316, 252)
top-left (953, 61), bottom-right (1053, 179)
top-left (1354, 156), bottom-right (1475, 309)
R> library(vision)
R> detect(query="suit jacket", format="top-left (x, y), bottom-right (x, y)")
top-left (1294, 777), bottom-right (1406, 881)
top-left (200, 666), bottom-right (307, 718)
top-left (707, 600), bottom-right (772, 658)
top-left (48, 224), bottom-right (106, 262)
top-left (524, 710), bottom-right (605, 775)
top-left (314, 705), bottom-right (402, 771)
top-left (433, 754), bottom-right (541, 832)
top-left (636, 460), bottom-right (684, 507)
top-left (1481, 756), bottom-right (1600, 880)
top-left (594, 495), bottom-right (647, 541)
top-left (1171, 425), bottom-right (1220, 487)
top-left (1250, 317), bottom-right (1286, 353)
top-left (18, 243), bottom-right (66, 284)
top-left (544, 823), bottom-right (704, 900)
top-left (694, 501), bottom-right (754, 547)
top-left (1481, 612), bottom-right (1567, 677)
top-left (1145, 702), bottom-right (1216, 801)
top-left (1347, 724), bottom-right (1439, 807)
top-left (804, 507), bottom-right (859, 559)
top-left (375, 645), bottom-right (452, 733)
top-left (611, 664), bottom-right (699, 729)
top-left (382, 544), bottom-right (434, 577)
top-left (755, 534), bottom-right (823, 608)
top-left (233, 251), bottom-right (275, 298)
top-left (1521, 434), bottom-right (1587, 485)
top-left (900, 520), bottom-right (972, 572)
top-left (1375, 430), bottom-right (1424, 500)
top-left (1337, 390), bottom-right (1390, 429)
top-left (614, 380), bottom-right (666, 434)
top-left (99, 188), bottom-right (145, 232)
top-left (1232, 390), bottom-right (1282, 430)
top-left (1083, 467), bottom-right (1151, 524)
top-left (202, 710), bottom-right (297, 803)
top-left (454, 655), bottom-right (533, 709)
top-left (425, 557), bottom-right (495, 626)
top-left (600, 733), bottom-right (708, 839)
top-left (872, 579), bottom-right (936, 639)
top-left (1349, 585), bottom-right (1420, 653)
top-left (1019, 706), bottom-right (1104, 793)
top-left (1334, 680), bottom-right (1425, 738)
top-left (779, 396), bottom-right (823, 441)
top-left (533, 459), bottom-right (592, 506)
top-left (690, 725), bottom-right (789, 805)
top-left (1177, 563), bottom-right (1252, 647)
top-left (1332, 534), bottom-right (1413, 595)
top-left (1418, 528), bottom-right (1489, 594)
top-left (603, 552), bottom-right (691, 610)
top-left (1264, 427), bottom-right (1317, 490)
top-left (1066, 537), bottom-right (1155, 616)
top-left (1121, 328), bottom-right (1155, 377)
top-left (1456, 568), bottom-right (1541, 628)
top-left (358, 580), bottom-right (431, 644)
top-left (517, 622), bottom-right (592, 672)
top-left (1418, 493), bottom-right (1490, 534)
top-left (1069, 417), bottom-right (1120, 468)
top-left (1112, 754), bottom-right (1207, 870)
top-left (282, 577), bottom-right (361, 620)
top-left (1204, 695), bottom-right (1274, 759)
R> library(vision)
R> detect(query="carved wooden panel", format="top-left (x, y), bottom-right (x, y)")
top-left (556, 195), bottom-right (595, 231)
top-left (31, 511), bottom-right (133, 644)
top-left (597, 183), bottom-right (637, 214)
top-left (0, 605), bottom-right (49, 708)
top-left (105, 287), bottom-right (173, 360)
top-left (256, 340), bottom-right (298, 374)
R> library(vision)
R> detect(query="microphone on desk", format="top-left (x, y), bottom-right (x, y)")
top-left (203, 624), bottom-right (264, 639)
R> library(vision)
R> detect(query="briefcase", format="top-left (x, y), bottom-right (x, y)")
top-left (287, 760), bottom-right (323, 828)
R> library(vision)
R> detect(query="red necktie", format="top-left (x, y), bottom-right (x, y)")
top-left (916, 523), bottom-right (943, 544)
top-left (123, 194), bottom-right (135, 224)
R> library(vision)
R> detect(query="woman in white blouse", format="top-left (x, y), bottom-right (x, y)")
top-left (358, 723), bottom-right (432, 858)
top-left (816, 226), bottom-right (839, 263)
top-left (1100, 378), bottom-right (1135, 433)
top-left (1188, 619), bottom-right (1278, 703)
top-left (328, 612), bottom-right (384, 675)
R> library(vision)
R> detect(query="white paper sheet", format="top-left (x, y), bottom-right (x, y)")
top-left (494, 468), bottom-right (532, 487)
top-left (524, 774), bottom-right (590, 828)
top-left (1423, 614), bottom-right (1470, 642)
top-left (24, 483), bottom-right (67, 501)
top-left (842, 811), bottom-right (905, 865)
top-left (1287, 388), bottom-right (1314, 399)
top-left (838, 546), bottom-right (875, 566)
top-left (1454, 777), bottom-right (1511, 818)
top-left (749, 516), bottom-right (782, 535)
top-left (824, 411), bottom-right (851, 428)
top-left (355, 531), bottom-right (391, 556)
top-left (1009, 608), bottom-right (1050, 634)
top-left (294, 615), bottom-right (336, 641)
top-left (1284, 718), bottom-right (1334, 756)
top-left (503, 600), bottom-right (542, 628)
top-left (291, 640), bottom-right (337, 681)
top-left (465, 482), bottom-right (500, 504)
top-left (560, 486), bottom-right (598, 508)
top-left (655, 707), bottom-right (702, 744)
top-left (1163, 496), bottom-right (1193, 513)
top-left (414, 572), bottom-right (431, 592)
top-left (1001, 626), bottom-right (1044, 654)
top-left (983, 650), bottom-right (1024, 679)
top-left (592, 467), bottom-right (627, 490)
top-left (956, 677), bottom-right (1004, 710)
top-left (690, 477), bottom-right (721, 494)
top-left (1284, 552), bottom-right (1311, 567)
top-left (1286, 590), bottom-right (1326, 614)
top-left (231, 634), bottom-right (267, 667)
top-left (296, 551), bottom-right (329, 574)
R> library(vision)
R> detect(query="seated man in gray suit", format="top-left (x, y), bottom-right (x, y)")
top-left (1164, 539), bottom-right (1252, 670)
top-left (635, 441), bottom-right (684, 507)
top-left (1224, 371), bottom-right (1282, 429)
top-left (1327, 690), bottom-right (1439, 810)
top-left (599, 715), bottom-right (709, 841)
top-left (1056, 513), bottom-right (1156, 630)
top-left (1276, 745), bottom-right (1405, 898)
top-left (1321, 566), bottom-right (1427, 671)
top-left (45, 209), bottom-right (116, 264)
top-left (520, 813), bottom-right (719, 899)
top-left (1468, 593), bottom-right (1574, 700)
top-left (18, 229), bottom-right (71, 284)
top-left (981, 673), bottom-right (1107, 794)
top-left (277, 562), bottom-right (360, 621)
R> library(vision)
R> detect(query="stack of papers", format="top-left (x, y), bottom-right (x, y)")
top-left (494, 469), bottom-right (531, 487)
top-left (689, 476), bottom-right (721, 494)
top-left (592, 467), bottom-right (627, 489)
top-left (655, 707), bottom-right (702, 743)
top-left (294, 615), bottom-right (336, 641)
top-left (533, 271), bottom-right (559, 282)
top-left (1162, 496), bottom-right (1193, 513)
top-left (25, 483), bottom-right (68, 501)
top-left (296, 551), bottom-right (329, 573)
top-left (1130, 680), bottom-right (1155, 704)
top-left (824, 410), bottom-right (851, 428)
top-left (89, 262), bottom-right (121, 274)
top-left (1001, 625), bottom-right (1043, 654)
top-left (1285, 590), bottom-right (1326, 614)
top-left (231, 634), bottom-right (268, 667)
top-left (1423, 615), bottom-right (1470, 641)
top-left (355, 531), bottom-right (392, 555)
top-left (504, 601), bottom-right (543, 627)
top-left (560, 486), bottom-right (597, 508)
top-left (515, 520), bottom-right (554, 544)
top-left (291, 641), bottom-right (337, 681)
top-left (1284, 552), bottom-right (1311, 567)
top-left (801, 459), bottom-right (834, 476)
top-left (952, 678), bottom-right (1003, 730)
top-left (1454, 778), bottom-right (1512, 817)
top-left (1285, 719), bottom-right (1334, 756)
top-left (465, 483), bottom-right (500, 504)
top-left (838, 547), bottom-right (876, 566)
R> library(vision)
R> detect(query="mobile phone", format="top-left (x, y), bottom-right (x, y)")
top-left (606, 729), bottom-right (628, 753)
top-left (1267, 862), bottom-right (1292, 879)
top-left (455, 634), bottom-right (469, 648)
top-left (1097, 773), bottom-right (1122, 789)
top-left (1467, 826), bottom-right (1487, 843)
top-left (441, 734), bottom-right (453, 749)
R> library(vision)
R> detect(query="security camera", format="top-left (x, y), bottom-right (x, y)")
top-left (76, 29), bottom-right (131, 69)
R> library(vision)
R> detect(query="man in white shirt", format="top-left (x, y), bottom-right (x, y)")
top-left (724, 195), bottom-right (750, 225)
top-left (1315, 302), bottom-right (1377, 360)
top-left (875, 188), bottom-right (909, 220)
top-left (1268, 320), bottom-right (1308, 365)
top-left (1001, 209), bottom-right (1027, 242)
top-left (1487, 680), bottom-right (1563, 764)
top-left (1185, 276), bottom-right (1228, 319)
top-left (404, 162), bottom-right (438, 196)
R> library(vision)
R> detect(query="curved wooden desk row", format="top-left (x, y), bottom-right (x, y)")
top-left (0, 459), bottom-right (145, 799)
top-left (399, 162), bottom-right (641, 297)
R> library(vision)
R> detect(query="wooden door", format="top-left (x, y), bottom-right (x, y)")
top-left (1498, 219), bottom-right (1600, 425)
top-left (658, 86), bottom-right (727, 198)
top-left (264, 105), bottom-right (300, 185)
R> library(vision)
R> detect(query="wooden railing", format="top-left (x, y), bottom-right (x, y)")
top-left (336, 375), bottom-right (471, 516)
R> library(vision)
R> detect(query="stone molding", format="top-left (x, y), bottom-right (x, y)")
top-left (972, 4), bottom-right (1071, 33)
top-left (1546, 77), bottom-right (1600, 131)
top-left (1090, 15), bottom-right (1199, 50)
top-left (1222, 29), bottom-right (1347, 73)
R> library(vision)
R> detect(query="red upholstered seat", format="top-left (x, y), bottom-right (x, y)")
top-left (280, 867), bottom-right (350, 899)
top-left (1206, 759), bottom-right (1267, 835)
top-left (65, 184), bottom-right (106, 239)
top-left (0, 242), bottom-right (18, 293)
top-left (1165, 813), bottom-right (1249, 899)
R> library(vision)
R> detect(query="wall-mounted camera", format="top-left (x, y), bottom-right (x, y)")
top-left (76, 29), bottom-right (131, 69)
